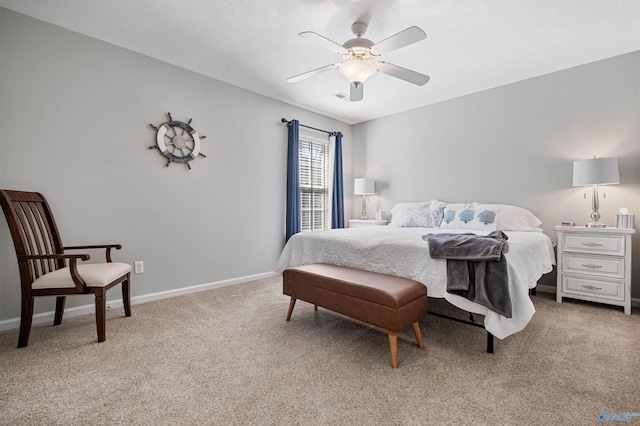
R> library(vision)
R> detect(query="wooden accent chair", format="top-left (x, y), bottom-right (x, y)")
top-left (0, 189), bottom-right (132, 347)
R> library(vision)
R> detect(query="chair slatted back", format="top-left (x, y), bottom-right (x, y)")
top-left (0, 190), bottom-right (65, 287)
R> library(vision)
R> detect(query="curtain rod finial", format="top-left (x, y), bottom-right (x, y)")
top-left (281, 118), bottom-right (289, 124)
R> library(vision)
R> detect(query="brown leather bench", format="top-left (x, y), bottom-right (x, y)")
top-left (283, 264), bottom-right (428, 368)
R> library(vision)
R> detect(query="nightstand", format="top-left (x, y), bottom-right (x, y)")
top-left (555, 225), bottom-right (635, 314)
top-left (348, 219), bottom-right (387, 228)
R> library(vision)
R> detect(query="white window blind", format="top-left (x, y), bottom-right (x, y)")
top-left (299, 138), bottom-right (329, 231)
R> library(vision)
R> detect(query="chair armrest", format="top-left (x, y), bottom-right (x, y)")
top-left (19, 253), bottom-right (90, 290)
top-left (19, 253), bottom-right (90, 261)
top-left (64, 244), bottom-right (122, 250)
top-left (63, 244), bottom-right (122, 262)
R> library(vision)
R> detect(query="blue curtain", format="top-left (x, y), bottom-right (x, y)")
top-left (285, 120), bottom-right (301, 241)
top-left (331, 132), bottom-right (345, 229)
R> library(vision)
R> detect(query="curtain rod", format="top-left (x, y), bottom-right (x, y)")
top-left (281, 118), bottom-right (333, 135)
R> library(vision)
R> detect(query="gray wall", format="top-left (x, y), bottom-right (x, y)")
top-left (353, 51), bottom-right (640, 293)
top-left (0, 8), bottom-right (353, 322)
top-left (2, 7), bottom-right (639, 324)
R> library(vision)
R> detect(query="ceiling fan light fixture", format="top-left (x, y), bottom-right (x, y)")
top-left (339, 58), bottom-right (376, 85)
top-left (289, 22), bottom-right (429, 92)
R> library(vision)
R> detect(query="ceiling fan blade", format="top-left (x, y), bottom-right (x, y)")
top-left (299, 31), bottom-right (348, 55)
top-left (371, 26), bottom-right (426, 55)
top-left (375, 62), bottom-right (430, 86)
top-left (287, 63), bottom-right (340, 83)
top-left (350, 83), bottom-right (364, 102)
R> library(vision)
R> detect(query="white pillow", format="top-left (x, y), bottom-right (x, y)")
top-left (429, 199), bottom-right (449, 210)
top-left (397, 207), bottom-right (444, 228)
top-left (440, 207), bottom-right (500, 231)
top-left (439, 202), bottom-right (478, 211)
top-left (389, 201), bottom-right (432, 226)
top-left (477, 204), bottom-right (542, 231)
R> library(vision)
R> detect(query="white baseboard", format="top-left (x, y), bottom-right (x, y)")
top-left (534, 284), bottom-right (640, 308)
top-left (2, 275), bottom-right (637, 332)
top-left (0, 271), bottom-right (279, 332)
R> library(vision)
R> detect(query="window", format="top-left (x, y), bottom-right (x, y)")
top-left (299, 138), bottom-right (329, 231)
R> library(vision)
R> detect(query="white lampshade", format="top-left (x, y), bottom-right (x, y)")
top-left (354, 178), bottom-right (375, 195)
top-left (339, 58), bottom-right (377, 85)
top-left (573, 157), bottom-right (620, 186)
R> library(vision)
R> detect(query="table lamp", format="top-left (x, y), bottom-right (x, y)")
top-left (354, 178), bottom-right (374, 220)
top-left (573, 156), bottom-right (619, 228)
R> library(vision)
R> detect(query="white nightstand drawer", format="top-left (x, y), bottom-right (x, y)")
top-left (562, 275), bottom-right (625, 301)
top-left (561, 253), bottom-right (625, 279)
top-left (563, 234), bottom-right (625, 256)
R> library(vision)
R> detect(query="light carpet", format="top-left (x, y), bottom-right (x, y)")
top-left (1, 276), bottom-right (639, 425)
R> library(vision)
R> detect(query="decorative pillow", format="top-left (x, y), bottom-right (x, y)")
top-left (389, 201), bottom-right (432, 226)
top-left (477, 204), bottom-right (542, 231)
top-left (440, 207), bottom-right (500, 231)
top-left (398, 207), bottom-right (444, 228)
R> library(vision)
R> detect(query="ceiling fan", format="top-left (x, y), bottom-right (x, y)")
top-left (287, 22), bottom-right (430, 102)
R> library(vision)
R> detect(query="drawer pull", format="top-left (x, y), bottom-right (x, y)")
top-left (581, 242), bottom-right (603, 247)
top-left (581, 284), bottom-right (602, 291)
top-left (581, 264), bottom-right (603, 269)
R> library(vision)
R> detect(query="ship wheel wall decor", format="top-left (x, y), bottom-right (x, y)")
top-left (149, 112), bottom-right (207, 169)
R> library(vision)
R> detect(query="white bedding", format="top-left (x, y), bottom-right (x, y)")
top-left (275, 226), bottom-right (555, 339)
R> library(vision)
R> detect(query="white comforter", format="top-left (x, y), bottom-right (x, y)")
top-left (275, 226), bottom-right (555, 339)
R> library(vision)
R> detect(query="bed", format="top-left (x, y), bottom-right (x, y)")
top-left (275, 201), bottom-right (556, 341)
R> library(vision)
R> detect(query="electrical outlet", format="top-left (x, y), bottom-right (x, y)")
top-left (134, 261), bottom-right (144, 274)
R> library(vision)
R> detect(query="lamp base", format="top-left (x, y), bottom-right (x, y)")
top-left (586, 221), bottom-right (606, 228)
top-left (359, 195), bottom-right (368, 222)
top-left (586, 186), bottom-right (606, 228)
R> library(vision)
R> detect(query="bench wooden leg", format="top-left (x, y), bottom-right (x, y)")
top-left (286, 298), bottom-right (296, 321)
top-left (412, 322), bottom-right (425, 349)
top-left (388, 331), bottom-right (398, 368)
top-left (313, 304), bottom-right (318, 311)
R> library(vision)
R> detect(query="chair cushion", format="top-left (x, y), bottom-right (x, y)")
top-left (32, 263), bottom-right (131, 289)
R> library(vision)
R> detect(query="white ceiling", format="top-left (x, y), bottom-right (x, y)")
top-left (2, 0), bottom-right (639, 124)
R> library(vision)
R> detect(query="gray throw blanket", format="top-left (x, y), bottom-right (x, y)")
top-left (423, 231), bottom-right (512, 318)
